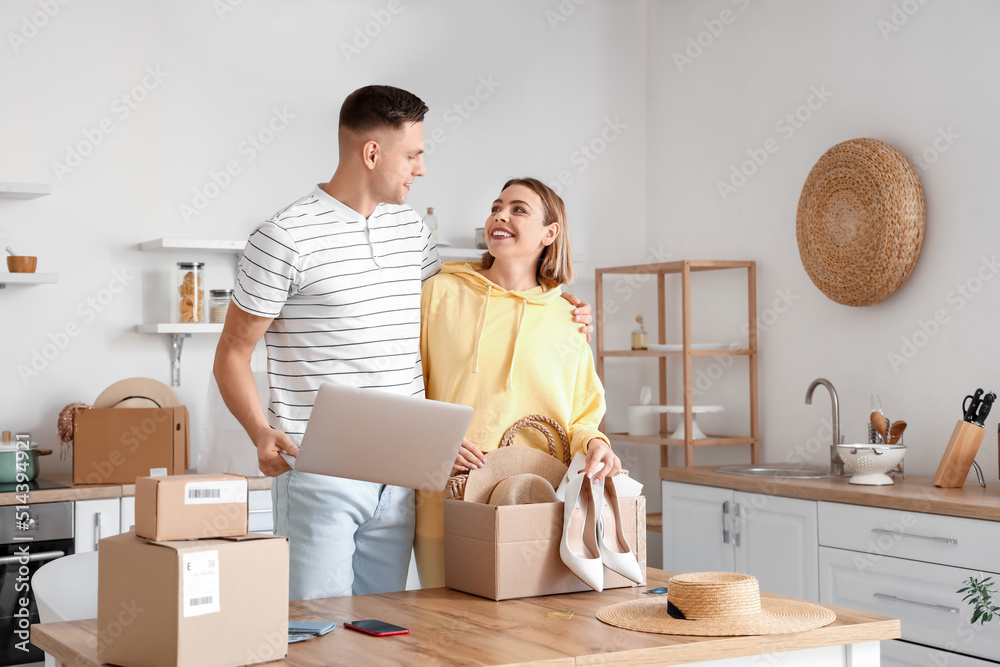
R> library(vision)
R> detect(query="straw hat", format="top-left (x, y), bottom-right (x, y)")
top-left (597, 572), bottom-right (836, 636)
top-left (487, 473), bottom-right (559, 506)
top-left (463, 446), bottom-right (568, 504)
top-left (796, 138), bottom-right (925, 307)
top-left (93, 377), bottom-right (182, 409)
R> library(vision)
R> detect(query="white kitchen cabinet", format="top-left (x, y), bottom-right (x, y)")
top-left (248, 489), bottom-right (274, 535)
top-left (820, 545), bottom-right (1000, 662)
top-left (120, 496), bottom-right (135, 533)
top-left (74, 498), bottom-right (121, 553)
top-left (882, 638), bottom-right (999, 667)
top-left (662, 481), bottom-right (819, 601)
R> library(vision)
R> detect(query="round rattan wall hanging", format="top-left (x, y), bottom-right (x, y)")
top-left (796, 138), bottom-right (925, 307)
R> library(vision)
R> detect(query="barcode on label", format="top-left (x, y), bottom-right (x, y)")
top-left (189, 596), bottom-right (214, 606)
top-left (187, 488), bottom-right (221, 499)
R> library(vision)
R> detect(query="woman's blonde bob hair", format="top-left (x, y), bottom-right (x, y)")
top-left (479, 177), bottom-right (574, 286)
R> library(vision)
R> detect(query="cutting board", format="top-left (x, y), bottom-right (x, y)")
top-left (933, 420), bottom-right (985, 488)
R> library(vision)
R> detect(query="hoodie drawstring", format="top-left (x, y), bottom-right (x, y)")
top-left (471, 285), bottom-right (492, 373)
top-left (506, 297), bottom-right (527, 389)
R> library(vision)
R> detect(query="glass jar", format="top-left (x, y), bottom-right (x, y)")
top-left (176, 262), bottom-right (205, 323)
top-left (209, 289), bottom-right (233, 324)
top-left (631, 315), bottom-right (648, 350)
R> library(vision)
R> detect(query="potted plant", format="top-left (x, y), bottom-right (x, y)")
top-left (958, 573), bottom-right (1000, 625)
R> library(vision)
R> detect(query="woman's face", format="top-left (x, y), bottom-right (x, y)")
top-left (484, 184), bottom-right (559, 263)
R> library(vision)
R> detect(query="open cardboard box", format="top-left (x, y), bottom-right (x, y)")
top-left (444, 495), bottom-right (646, 600)
top-left (98, 530), bottom-right (288, 667)
top-left (74, 407), bottom-right (189, 485)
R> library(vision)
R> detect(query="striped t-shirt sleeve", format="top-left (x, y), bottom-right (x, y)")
top-left (420, 219), bottom-right (442, 283)
top-left (233, 221), bottom-right (300, 318)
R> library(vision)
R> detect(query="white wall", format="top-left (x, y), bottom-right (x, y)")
top-left (646, 0), bottom-right (1000, 480)
top-left (0, 1), bottom-right (648, 477)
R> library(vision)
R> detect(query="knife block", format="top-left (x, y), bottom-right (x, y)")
top-left (933, 420), bottom-right (985, 488)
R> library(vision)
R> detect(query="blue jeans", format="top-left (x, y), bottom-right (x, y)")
top-left (272, 470), bottom-right (415, 601)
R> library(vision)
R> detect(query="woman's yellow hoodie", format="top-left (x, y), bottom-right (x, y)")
top-left (420, 261), bottom-right (608, 457)
top-left (414, 261), bottom-right (609, 586)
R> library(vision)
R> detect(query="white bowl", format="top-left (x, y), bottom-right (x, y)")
top-left (836, 444), bottom-right (906, 485)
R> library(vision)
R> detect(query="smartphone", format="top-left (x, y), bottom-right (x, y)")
top-left (344, 620), bottom-right (409, 637)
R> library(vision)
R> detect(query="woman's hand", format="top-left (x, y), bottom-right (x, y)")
top-left (453, 438), bottom-right (487, 473)
top-left (583, 438), bottom-right (621, 482)
top-left (560, 292), bottom-right (594, 342)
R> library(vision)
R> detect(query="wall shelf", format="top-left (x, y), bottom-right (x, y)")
top-left (438, 246), bottom-right (483, 261)
top-left (135, 323), bottom-right (223, 334)
top-left (0, 272), bottom-right (58, 289)
top-left (137, 238), bottom-right (241, 386)
top-left (595, 259), bottom-right (759, 468)
top-left (138, 238), bottom-right (245, 253)
top-left (0, 182), bottom-right (53, 199)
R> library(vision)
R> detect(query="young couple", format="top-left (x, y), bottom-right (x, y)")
top-left (214, 85), bottom-right (622, 600)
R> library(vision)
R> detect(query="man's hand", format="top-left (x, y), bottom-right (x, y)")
top-left (560, 292), bottom-right (594, 342)
top-left (583, 438), bottom-right (621, 482)
top-left (252, 425), bottom-right (299, 477)
top-left (453, 438), bottom-right (487, 473)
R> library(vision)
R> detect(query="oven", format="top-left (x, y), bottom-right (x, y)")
top-left (0, 496), bottom-right (74, 666)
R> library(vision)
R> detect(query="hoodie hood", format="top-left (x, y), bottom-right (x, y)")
top-left (440, 261), bottom-right (563, 388)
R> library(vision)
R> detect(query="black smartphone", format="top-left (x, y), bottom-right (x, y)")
top-left (344, 620), bottom-right (409, 637)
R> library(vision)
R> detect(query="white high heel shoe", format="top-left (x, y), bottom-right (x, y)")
top-left (559, 472), bottom-right (605, 592)
top-left (597, 474), bottom-right (645, 585)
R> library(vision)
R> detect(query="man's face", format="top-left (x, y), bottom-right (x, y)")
top-left (372, 121), bottom-right (425, 205)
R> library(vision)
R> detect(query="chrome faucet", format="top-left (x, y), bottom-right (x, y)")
top-left (805, 378), bottom-right (845, 476)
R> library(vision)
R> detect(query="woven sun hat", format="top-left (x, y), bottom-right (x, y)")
top-left (796, 137), bottom-right (925, 307)
top-left (597, 572), bottom-right (836, 636)
top-left (463, 446), bottom-right (568, 504)
top-left (487, 473), bottom-right (560, 506)
top-left (93, 377), bottom-right (182, 409)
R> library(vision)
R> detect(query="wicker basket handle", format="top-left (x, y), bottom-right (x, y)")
top-left (446, 415), bottom-right (571, 500)
top-left (498, 414), bottom-right (571, 467)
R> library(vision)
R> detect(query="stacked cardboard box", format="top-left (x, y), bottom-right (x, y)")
top-left (98, 474), bottom-right (289, 667)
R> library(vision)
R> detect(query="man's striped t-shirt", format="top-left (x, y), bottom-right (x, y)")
top-left (233, 186), bottom-right (441, 443)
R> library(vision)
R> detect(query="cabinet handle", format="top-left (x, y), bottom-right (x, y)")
top-left (732, 503), bottom-right (741, 548)
top-left (722, 501), bottom-right (731, 544)
top-left (94, 512), bottom-right (103, 550)
top-left (870, 528), bottom-right (957, 545)
top-left (247, 509), bottom-right (273, 515)
top-left (0, 550), bottom-right (65, 565)
top-left (873, 592), bottom-right (959, 614)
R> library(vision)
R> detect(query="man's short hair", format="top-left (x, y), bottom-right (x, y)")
top-left (339, 85), bottom-right (428, 135)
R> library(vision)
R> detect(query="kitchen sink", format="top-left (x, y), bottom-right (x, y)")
top-left (713, 464), bottom-right (831, 479)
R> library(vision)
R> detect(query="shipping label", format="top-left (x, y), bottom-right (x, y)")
top-left (182, 550), bottom-right (221, 618)
top-left (184, 479), bottom-right (248, 505)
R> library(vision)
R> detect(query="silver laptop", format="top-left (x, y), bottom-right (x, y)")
top-left (287, 383), bottom-right (474, 492)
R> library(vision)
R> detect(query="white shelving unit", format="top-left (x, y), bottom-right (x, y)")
top-left (0, 272), bottom-right (58, 289)
top-left (136, 239), bottom-right (243, 386)
top-left (0, 181), bottom-right (53, 199)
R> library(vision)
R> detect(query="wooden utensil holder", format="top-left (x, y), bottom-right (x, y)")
top-left (933, 420), bottom-right (984, 488)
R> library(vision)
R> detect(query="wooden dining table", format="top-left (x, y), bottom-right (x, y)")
top-left (31, 568), bottom-right (899, 666)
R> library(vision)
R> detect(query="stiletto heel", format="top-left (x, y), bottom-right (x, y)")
top-left (559, 472), bottom-right (604, 592)
top-left (597, 475), bottom-right (644, 585)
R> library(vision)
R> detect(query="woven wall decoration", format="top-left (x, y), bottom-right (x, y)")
top-left (796, 138), bottom-right (925, 307)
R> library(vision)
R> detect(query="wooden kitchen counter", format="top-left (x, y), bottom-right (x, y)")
top-left (661, 466), bottom-right (1000, 522)
top-left (0, 473), bottom-right (272, 506)
top-left (32, 569), bottom-right (898, 667)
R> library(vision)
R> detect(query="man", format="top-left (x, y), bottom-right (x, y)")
top-left (214, 85), bottom-right (592, 601)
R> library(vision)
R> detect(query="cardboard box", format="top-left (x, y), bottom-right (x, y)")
top-left (444, 495), bottom-right (646, 600)
top-left (135, 474), bottom-right (249, 541)
top-left (73, 407), bottom-right (190, 485)
top-left (97, 530), bottom-right (289, 667)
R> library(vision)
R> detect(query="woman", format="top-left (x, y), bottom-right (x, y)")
top-left (415, 177), bottom-right (621, 587)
